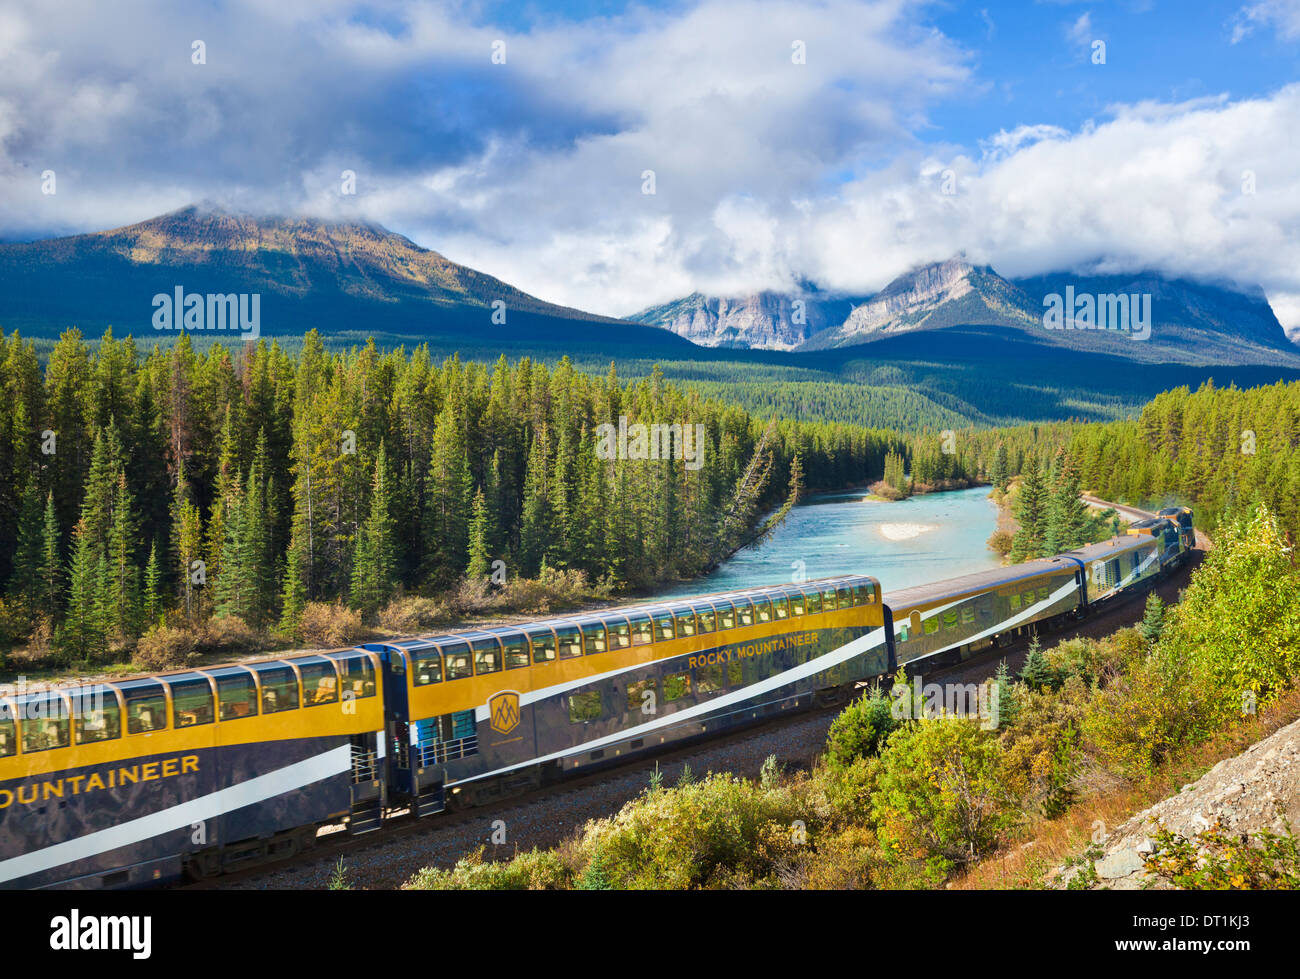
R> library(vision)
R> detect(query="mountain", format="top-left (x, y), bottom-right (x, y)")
top-left (1012, 271), bottom-right (1299, 365)
top-left (797, 258), bottom-right (1038, 351)
top-left (631, 287), bottom-right (860, 350)
top-left (0, 205), bottom-right (689, 352)
top-left (638, 256), bottom-right (1300, 367)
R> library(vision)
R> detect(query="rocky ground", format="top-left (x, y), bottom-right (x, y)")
top-left (1056, 715), bottom-right (1300, 889)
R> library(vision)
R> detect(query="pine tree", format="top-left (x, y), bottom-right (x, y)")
top-left (1010, 453), bottom-right (1048, 561)
top-left (142, 541), bottom-right (164, 628)
top-left (351, 443), bottom-right (397, 617)
top-left (1018, 633), bottom-right (1057, 691)
top-left (466, 486), bottom-right (491, 582)
top-left (1139, 593), bottom-right (1167, 644)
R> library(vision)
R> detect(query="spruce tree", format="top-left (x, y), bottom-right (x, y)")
top-left (1010, 453), bottom-right (1048, 561)
top-left (466, 486), bottom-right (491, 582)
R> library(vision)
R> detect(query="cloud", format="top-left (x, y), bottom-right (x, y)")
top-left (1232, 0), bottom-right (1300, 43)
top-left (2, 0), bottom-right (1300, 333)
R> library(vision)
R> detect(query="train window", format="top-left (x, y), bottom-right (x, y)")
top-left (804, 590), bottom-right (822, 615)
top-left (1037, 585), bottom-right (1050, 601)
top-left (942, 610), bottom-right (959, 631)
top-left (217, 671), bottom-right (258, 719)
top-left (568, 690), bottom-right (602, 723)
top-left (0, 707), bottom-right (13, 757)
top-left (334, 655), bottom-right (377, 699)
top-left (581, 622), bottom-right (607, 655)
top-left (125, 684), bottom-right (167, 735)
top-left (411, 647), bottom-right (443, 686)
top-left (753, 598), bottom-right (772, 623)
top-left (771, 595), bottom-right (790, 619)
top-left (961, 606), bottom-right (976, 625)
top-left (923, 618), bottom-right (940, 636)
top-left (19, 694), bottom-right (70, 752)
top-left (555, 625), bottom-right (583, 659)
top-left (628, 615), bottom-right (653, 646)
top-left (1023, 590), bottom-right (1036, 607)
top-left (605, 617), bottom-right (631, 649)
top-left (727, 659), bottom-right (742, 686)
top-left (1009, 593), bottom-right (1022, 611)
top-left (674, 609), bottom-right (696, 636)
top-left (443, 643), bottom-right (473, 680)
top-left (654, 611), bottom-right (675, 641)
top-left (473, 638), bottom-right (503, 675)
top-left (898, 622), bottom-right (911, 642)
top-left (663, 672), bottom-right (691, 702)
top-left (254, 666), bottom-right (299, 713)
top-left (626, 678), bottom-right (654, 712)
top-left (837, 585), bottom-right (855, 607)
top-left (72, 686), bottom-right (121, 744)
top-left (696, 663), bottom-right (725, 694)
top-left (853, 583), bottom-right (872, 605)
top-left (170, 676), bottom-right (215, 727)
top-left (693, 605), bottom-right (715, 633)
top-left (528, 629), bottom-right (557, 664)
top-left (735, 599), bottom-right (754, 627)
top-left (502, 633), bottom-right (529, 669)
top-left (716, 602), bottom-right (735, 630)
top-left (298, 659), bottom-right (339, 706)
top-left (821, 588), bottom-right (838, 611)
top-left (786, 590), bottom-right (806, 616)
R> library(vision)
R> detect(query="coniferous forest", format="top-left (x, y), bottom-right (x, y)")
top-left (0, 327), bottom-right (902, 667)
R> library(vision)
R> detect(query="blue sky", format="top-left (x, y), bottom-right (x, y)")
top-left (3, 0), bottom-right (1300, 326)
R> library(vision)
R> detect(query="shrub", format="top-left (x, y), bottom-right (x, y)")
top-left (581, 772), bottom-right (815, 889)
top-left (1145, 818), bottom-right (1300, 890)
top-left (299, 602), bottom-right (364, 649)
top-left (135, 624), bottom-right (198, 672)
top-left (404, 846), bottom-right (574, 890)
top-left (1081, 642), bottom-right (1227, 778)
top-left (378, 596), bottom-right (448, 633)
top-left (986, 529), bottom-right (1015, 557)
top-left (1158, 505), bottom-right (1300, 708)
top-left (825, 686), bottom-right (897, 768)
top-left (199, 615), bottom-right (265, 656)
top-left (871, 719), bottom-right (1017, 877)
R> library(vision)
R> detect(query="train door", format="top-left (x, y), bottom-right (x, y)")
top-left (362, 643), bottom-right (412, 798)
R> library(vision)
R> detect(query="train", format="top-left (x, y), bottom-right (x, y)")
top-left (0, 509), bottom-right (1193, 889)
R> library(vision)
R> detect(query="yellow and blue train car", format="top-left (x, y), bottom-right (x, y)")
top-left (362, 574), bottom-right (885, 811)
top-left (883, 556), bottom-right (1086, 668)
top-left (1127, 516), bottom-right (1185, 569)
top-left (0, 648), bottom-right (384, 889)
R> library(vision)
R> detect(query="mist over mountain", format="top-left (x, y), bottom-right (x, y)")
top-left (634, 257), bottom-right (1300, 367)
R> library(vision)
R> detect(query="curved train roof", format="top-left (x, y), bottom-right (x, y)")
top-left (379, 574), bottom-right (881, 652)
top-left (882, 556), bottom-right (1080, 608)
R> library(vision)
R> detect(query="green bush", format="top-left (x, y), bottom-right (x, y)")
top-left (405, 846), bottom-right (574, 890)
top-left (825, 686), bottom-right (897, 768)
top-left (871, 719), bottom-right (1017, 878)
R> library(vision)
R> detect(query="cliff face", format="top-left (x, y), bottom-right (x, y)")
top-left (631, 290), bottom-right (856, 350)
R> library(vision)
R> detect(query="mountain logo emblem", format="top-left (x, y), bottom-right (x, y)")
top-left (489, 691), bottom-right (521, 735)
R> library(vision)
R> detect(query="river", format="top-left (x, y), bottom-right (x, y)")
top-left (656, 485), bottom-right (1001, 600)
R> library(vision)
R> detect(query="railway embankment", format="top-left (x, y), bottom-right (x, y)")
top-left (1056, 708), bottom-right (1300, 889)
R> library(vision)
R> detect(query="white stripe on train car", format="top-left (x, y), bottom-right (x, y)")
top-left (0, 744), bottom-right (351, 886)
top-left (455, 626), bottom-right (890, 785)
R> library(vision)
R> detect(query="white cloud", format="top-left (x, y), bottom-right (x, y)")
top-left (1232, 0), bottom-right (1300, 43)
top-left (2, 0), bottom-right (1300, 335)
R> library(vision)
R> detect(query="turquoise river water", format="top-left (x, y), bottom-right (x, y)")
top-left (656, 485), bottom-right (1001, 601)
